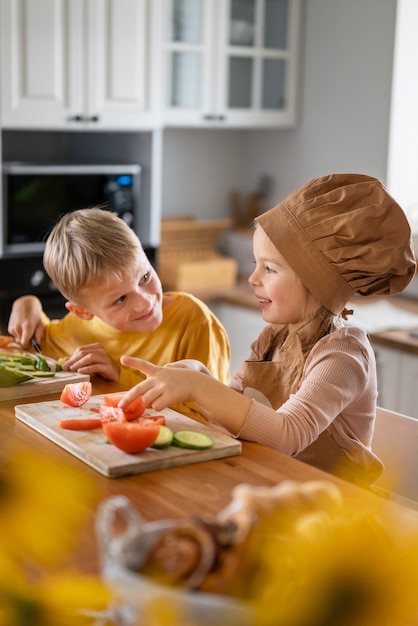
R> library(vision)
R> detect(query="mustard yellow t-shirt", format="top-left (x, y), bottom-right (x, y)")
top-left (41, 292), bottom-right (230, 418)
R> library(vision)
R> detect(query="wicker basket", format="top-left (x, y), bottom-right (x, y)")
top-left (158, 218), bottom-right (238, 292)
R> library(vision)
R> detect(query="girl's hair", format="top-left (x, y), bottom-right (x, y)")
top-left (291, 301), bottom-right (337, 394)
top-left (43, 207), bottom-right (142, 302)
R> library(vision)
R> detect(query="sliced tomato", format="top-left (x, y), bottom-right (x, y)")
top-left (102, 422), bottom-right (160, 454)
top-left (103, 393), bottom-right (145, 420)
top-left (137, 415), bottom-right (166, 427)
top-left (59, 418), bottom-right (101, 430)
top-left (60, 381), bottom-right (92, 407)
top-left (0, 335), bottom-right (14, 348)
top-left (99, 405), bottom-right (127, 424)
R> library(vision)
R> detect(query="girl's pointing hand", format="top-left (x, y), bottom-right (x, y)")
top-left (119, 355), bottom-right (197, 412)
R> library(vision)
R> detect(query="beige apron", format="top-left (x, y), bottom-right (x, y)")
top-left (240, 324), bottom-right (381, 486)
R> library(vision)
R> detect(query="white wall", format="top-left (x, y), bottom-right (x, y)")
top-left (386, 0), bottom-right (418, 220)
top-left (161, 0), bottom-right (398, 218)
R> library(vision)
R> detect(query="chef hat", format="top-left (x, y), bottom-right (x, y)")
top-left (256, 173), bottom-right (416, 314)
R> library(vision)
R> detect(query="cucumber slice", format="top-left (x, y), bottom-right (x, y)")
top-left (28, 371), bottom-right (56, 378)
top-left (172, 430), bottom-right (214, 450)
top-left (152, 425), bottom-right (174, 449)
top-left (15, 364), bottom-right (37, 371)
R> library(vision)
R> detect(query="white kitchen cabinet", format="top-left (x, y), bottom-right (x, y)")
top-left (0, 0), bottom-right (154, 130)
top-left (151, 0), bottom-right (301, 128)
top-left (397, 352), bottom-right (418, 419)
top-left (210, 302), bottom-right (267, 373)
top-left (373, 344), bottom-right (403, 413)
top-left (373, 343), bottom-right (418, 420)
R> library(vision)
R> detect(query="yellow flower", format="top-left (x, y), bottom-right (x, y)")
top-left (245, 501), bottom-right (418, 626)
top-left (0, 446), bottom-right (99, 566)
top-left (36, 572), bottom-right (112, 626)
top-left (0, 569), bottom-right (112, 626)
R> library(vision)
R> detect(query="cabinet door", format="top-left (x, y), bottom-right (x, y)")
top-left (86, 0), bottom-right (154, 129)
top-left (156, 0), bottom-right (301, 128)
top-left (373, 344), bottom-right (402, 413)
top-left (397, 352), bottom-right (418, 420)
top-left (210, 302), bottom-right (266, 373)
top-left (154, 0), bottom-right (215, 126)
top-left (218, 0), bottom-right (301, 127)
top-left (0, 0), bottom-right (84, 128)
top-left (1, 0), bottom-right (153, 130)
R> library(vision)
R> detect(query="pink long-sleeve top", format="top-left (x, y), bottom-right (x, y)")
top-left (229, 325), bottom-right (383, 485)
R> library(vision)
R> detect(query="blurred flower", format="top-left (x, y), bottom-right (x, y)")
top-left (243, 498), bottom-right (418, 626)
top-left (0, 446), bottom-right (111, 625)
top-left (0, 447), bottom-right (98, 565)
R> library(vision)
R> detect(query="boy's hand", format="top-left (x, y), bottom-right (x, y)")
top-left (8, 296), bottom-right (44, 348)
top-left (62, 343), bottom-right (120, 381)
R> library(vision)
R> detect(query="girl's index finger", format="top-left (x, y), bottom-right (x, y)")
top-left (120, 356), bottom-right (157, 376)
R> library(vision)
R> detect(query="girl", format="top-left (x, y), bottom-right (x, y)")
top-left (120, 173), bottom-right (415, 486)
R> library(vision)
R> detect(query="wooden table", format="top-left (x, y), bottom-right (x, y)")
top-left (2, 376), bottom-right (418, 576)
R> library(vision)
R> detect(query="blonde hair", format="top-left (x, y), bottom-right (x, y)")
top-left (43, 207), bottom-right (142, 302)
top-left (291, 302), bottom-right (337, 394)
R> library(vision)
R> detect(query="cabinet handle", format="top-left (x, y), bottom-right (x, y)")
top-left (89, 115), bottom-right (100, 122)
top-left (202, 114), bottom-right (226, 122)
top-left (69, 114), bottom-right (83, 122)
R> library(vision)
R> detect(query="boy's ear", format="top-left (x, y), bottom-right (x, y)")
top-left (65, 302), bottom-right (94, 321)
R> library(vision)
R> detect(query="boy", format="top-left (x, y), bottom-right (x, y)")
top-left (8, 208), bottom-right (230, 415)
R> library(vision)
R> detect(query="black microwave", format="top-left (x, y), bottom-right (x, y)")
top-left (1, 162), bottom-right (143, 256)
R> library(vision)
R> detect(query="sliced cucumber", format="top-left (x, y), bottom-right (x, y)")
top-left (29, 371), bottom-right (56, 378)
top-left (172, 430), bottom-right (214, 450)
top-left (152, 425), bottom-right (174, 449)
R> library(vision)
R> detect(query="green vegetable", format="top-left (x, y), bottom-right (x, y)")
top-left (55, 357), bottom-right (67, 372)
top-left (34, 354), bottom-right (50, 372)
top-left (20, 356), bottom-right (35, 366)
top-left (0, 350), bottom-right (56, 386)
top-left (0, 365), bottom-right (32, 387)
top-left (172, 430), bottom-right (214, 450)
top-left (29, 371), bottom-right (56, 378)
top-left (152, 426), bottom-right (174, 449)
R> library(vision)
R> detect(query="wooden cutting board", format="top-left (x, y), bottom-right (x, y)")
top-left (15, 394), bottom-right (242, 478)
top-left (0, 346), bottom-right (90, 400)
top-left (0, 370), bottom-right (90, 401)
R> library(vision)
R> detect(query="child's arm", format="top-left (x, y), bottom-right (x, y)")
top-left (8, 295), bottom-right (44, 348)
top-left (119, 356), bottom-right (252, 435)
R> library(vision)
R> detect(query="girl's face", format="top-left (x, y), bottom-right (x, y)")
top-left (249, 226), bottom-right (321, 326)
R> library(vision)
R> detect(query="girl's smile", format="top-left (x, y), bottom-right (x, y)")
top-left (249, 226), bottom-right (321, 325)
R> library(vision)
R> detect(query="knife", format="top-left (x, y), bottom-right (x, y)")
top-left (30, 337), bottom-right (42, 353)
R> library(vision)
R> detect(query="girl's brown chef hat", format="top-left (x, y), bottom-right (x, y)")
top-left (256, 173), bottom-right (416, 315)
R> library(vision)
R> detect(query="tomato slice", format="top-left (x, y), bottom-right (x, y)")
top-left (0, 335), bottom-right (14, 348)
top-left (59, 418), bottom-right (102, 430)
top-left (99, 405), bottom-right (127, 424)
top-left (103, 393), bottom-right (145, 420)
top-left (60, 381), bottom-right (92, 407)
top-left (137, 415), bottom-right (166, 427)
top-left (102, 422), bottom-right (160, 454)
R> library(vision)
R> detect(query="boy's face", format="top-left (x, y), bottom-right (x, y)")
top-left (66, 252), bottom-right (165, 333)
